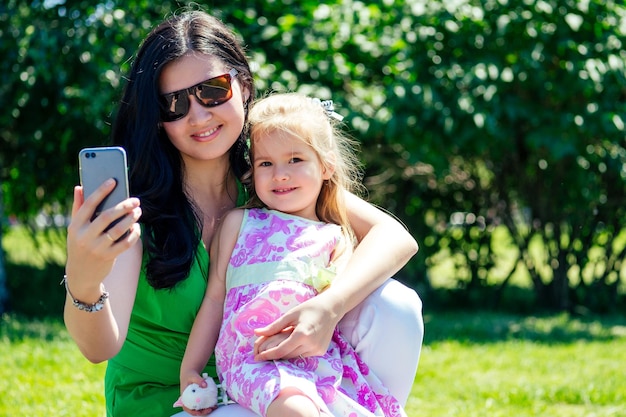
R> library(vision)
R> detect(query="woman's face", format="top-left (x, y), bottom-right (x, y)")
top-left (159, 53), bottom-right (249, 165)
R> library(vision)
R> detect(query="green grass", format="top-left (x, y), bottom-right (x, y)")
top-left (0, 315), bottom-right (106, 417)
top-left (409, 312), bottom-right (626, 417)
top-left (4, 223), bottom-right (626, 416)
top-left (2, 312), bottom-right (625, 417)
top-left (410, 339), bottom-right (626, 416)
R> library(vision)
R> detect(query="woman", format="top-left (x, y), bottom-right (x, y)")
top-left (63, 9), bottom-right (423, 417)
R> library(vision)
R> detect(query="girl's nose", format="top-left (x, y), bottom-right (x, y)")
top-left (273, 166), bottom-right (289, 181)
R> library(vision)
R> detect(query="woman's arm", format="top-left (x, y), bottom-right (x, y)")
top-left (254, 191), bottom-right (418, 360)
top-left (63, 181), bottom-right (142, 363)
top-left (329, 191), bottom-right (419, 311)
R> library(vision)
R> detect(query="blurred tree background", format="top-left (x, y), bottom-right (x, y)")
top-left (1, 0), bottom-right (625, 317)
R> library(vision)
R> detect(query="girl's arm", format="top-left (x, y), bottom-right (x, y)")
top-left (64, 182), bottom-right (142, 363)
top-left (254, 191), bottom-right (418, 360)
top-left (179, 209), bottom-right (243, 393)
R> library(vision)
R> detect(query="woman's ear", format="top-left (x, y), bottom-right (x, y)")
top-left (242, 85), bottom-right (251, 103)
top-left (242, 90), bottom-right (251, 114)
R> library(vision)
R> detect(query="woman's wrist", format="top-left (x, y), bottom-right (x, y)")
top-left (62, 274), bottom-right (109, 312)
top-left (317, 286), bottom-right (348, 322)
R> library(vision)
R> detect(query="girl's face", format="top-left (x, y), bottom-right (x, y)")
top-left (159, 53), bottom-right (249, 166)
top-left (252, 131), bottom-right (333, 221)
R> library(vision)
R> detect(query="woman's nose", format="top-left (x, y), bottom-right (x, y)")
top-left (187, 96), bottom-right (213, 125)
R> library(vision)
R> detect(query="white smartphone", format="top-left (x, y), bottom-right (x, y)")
top-left (78, 146), bottom-right (130, 222)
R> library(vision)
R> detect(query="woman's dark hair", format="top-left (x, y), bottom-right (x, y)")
top-left (111, 10), bottom-right (255, 289)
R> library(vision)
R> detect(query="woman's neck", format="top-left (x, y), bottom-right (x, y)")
top-left (183, 157), bottom-right (239, 247)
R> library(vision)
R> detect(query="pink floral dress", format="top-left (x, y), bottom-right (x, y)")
top-left (214, 208), bottom-right (406, 417)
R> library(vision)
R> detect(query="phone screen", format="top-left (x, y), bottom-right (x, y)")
top-left (79, 146), bottom-right (130, 219)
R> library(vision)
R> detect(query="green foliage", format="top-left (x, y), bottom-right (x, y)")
top-left (2, 226), bottom-right (65, 317)
top-left (1, 0), bottom-right (625, 312)
top-left (0, 0), bottom-right (177, 221)
top-left (5, 262), bottom-right (65, 317)
top-left (278, 0), bottom-right (626, 312)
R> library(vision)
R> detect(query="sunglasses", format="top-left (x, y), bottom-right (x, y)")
top-left (159, 68), bottom-right (239, 122)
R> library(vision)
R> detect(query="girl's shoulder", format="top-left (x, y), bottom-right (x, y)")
top-left (221, 208), bottom-right (246, 232)
top-left (210, 208), bottom-right (246, 255)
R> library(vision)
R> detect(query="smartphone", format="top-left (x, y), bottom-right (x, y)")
top-left (79, 146), bottom-right (130, 223)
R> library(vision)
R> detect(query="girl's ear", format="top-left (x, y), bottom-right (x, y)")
top-left (322, 165), bottom-right (335, 180)
top-left (322, 154), bottom-right (336, 180)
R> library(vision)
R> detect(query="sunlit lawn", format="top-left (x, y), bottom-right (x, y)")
top-left (0, 316), bottom-right (106, 417)
top-left (409, 312), bottom-right (626, 417)
top-left (2, 312), bottom-right (625, 417)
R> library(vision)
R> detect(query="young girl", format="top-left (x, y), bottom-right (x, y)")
top-left (179, 93), bottom-right (407, 417)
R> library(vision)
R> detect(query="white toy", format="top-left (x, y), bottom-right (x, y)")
top-left (173, 373), bottom-right (218, 411)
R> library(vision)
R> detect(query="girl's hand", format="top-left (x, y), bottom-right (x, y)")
top-left (182, 402), bottom-right (218, 416)
top-left (184, 407), bottom-right (217, 416)
top-left (180, 370), bottom-right (207, 391)
top-left (253, 295), bottom-right (340, 361)
top-left (179, 372), bottom-right (218, 416)
top-left (253, 328), bottom-right (293, 357)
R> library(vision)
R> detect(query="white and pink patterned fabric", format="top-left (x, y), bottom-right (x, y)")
top-left (215, 208), bottom-right (406, 417)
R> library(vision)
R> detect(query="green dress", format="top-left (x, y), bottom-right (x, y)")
top-left (105, 185), bottom-right (247, 417)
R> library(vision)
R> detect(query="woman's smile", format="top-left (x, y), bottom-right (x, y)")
top-left (193, 125), bottom-right (221, 141)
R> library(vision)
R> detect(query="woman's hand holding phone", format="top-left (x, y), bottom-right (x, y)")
top-left (70, 177), bottom-right (141, 253)
top-left (65, 148), bottom-right (142, 299)
top-left (77, 147), bottom-right (141, 245)
top-left (78, 178), bottom-right (142, 246)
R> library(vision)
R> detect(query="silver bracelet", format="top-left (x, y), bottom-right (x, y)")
top-left (61, 275), bottom-right (109, 313)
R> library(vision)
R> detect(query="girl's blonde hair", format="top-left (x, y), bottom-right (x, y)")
top-left (245, 92), bottom-right (364, 245)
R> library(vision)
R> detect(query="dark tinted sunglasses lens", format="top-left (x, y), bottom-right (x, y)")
top-left (195, 75), bottom-right (233, 106)
top-left (160, 93), bottom-right (190, 122)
